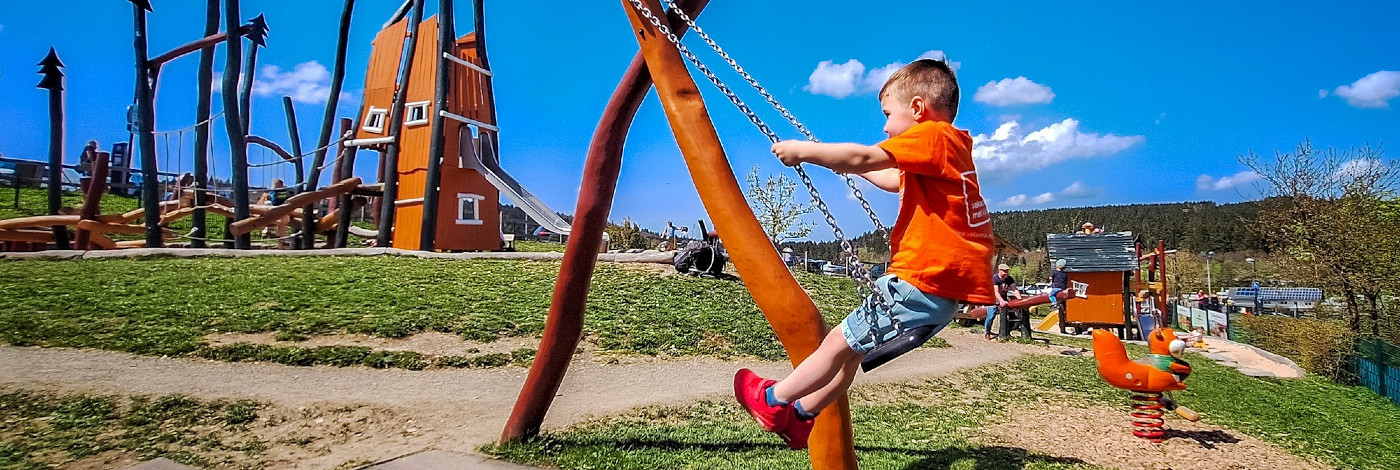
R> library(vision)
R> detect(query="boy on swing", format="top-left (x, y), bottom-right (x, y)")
top-left (736, 58), bottom-right (996, 449)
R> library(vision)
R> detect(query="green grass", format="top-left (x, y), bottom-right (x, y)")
top-left (0, 392), bottom-right (265, 469)
top-left (0, 256), bottom-right (862, 362)
top-left (514, 240), bottom-right (567, 252)
top-left (487, 347), bottom-right (1400, 470)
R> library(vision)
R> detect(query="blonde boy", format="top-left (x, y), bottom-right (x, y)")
top-left (736, 58), bottom-right (995, 448)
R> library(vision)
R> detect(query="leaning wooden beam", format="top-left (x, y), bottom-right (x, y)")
top-left (228, 177), bottom-right (361, 235)
top-left (160, 204), bottom-right (236, 226)
top-left (0, 229), bottom-right (57, 244)
top-left (88, 232), bottom-right (118, 250)
top-left (76, 219), bottom-right (176, 238)
top-left (308, 0), bottom-right (357, 250)
top-left (245, 135), bottom-right (296, 162)
top-left (0, 215), bottom-right (80, 230)
top-left (376, 0), bottom-right (427, 248)
top-left (621, 1), bottom-right (856, 467)
top-left (94, 208), bottom-right (147, 225)
top-left (74, 150), bottom-right (111, 249)
top-left (500, 0), bottom-right (709, 443)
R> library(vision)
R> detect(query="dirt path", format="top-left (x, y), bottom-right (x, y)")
top-left (1, 328), bottom-right (1036, 469)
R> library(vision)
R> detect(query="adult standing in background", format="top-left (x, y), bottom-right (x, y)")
top-left (985, 263), bottom-right (1021, 340)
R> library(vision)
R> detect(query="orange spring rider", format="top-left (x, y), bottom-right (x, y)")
top-left (1091, 327), bottom-right (1200, 442)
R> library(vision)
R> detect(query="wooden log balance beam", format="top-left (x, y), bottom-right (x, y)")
top-left (228, 177), bottom-right (361, 236)
top-left (622, 1), bottom-right (857, 468)
top-left (0, 229), bottom-right (57, 244)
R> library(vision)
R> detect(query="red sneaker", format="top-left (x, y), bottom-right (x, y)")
top-left (734, 369), bottom-right (788, 432)
top-left (778, 413), bottom-right (815, 450)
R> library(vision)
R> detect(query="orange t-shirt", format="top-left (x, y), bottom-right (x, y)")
top-left (877, 121), bottom-right (995, 305)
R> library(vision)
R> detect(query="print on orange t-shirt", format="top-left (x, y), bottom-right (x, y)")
top-left (876, 121), bottom-right (995, 305)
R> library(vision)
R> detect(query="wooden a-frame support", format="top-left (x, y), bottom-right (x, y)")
top-left (500, 1), bottom-right (857, 468)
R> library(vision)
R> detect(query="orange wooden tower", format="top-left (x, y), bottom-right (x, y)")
top-left (351, 4), bottom-right (570, 251)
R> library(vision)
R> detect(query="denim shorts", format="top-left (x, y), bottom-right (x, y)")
top-left (840, 274), bottom-right (956, 355)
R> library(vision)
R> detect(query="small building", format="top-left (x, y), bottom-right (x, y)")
top-left (1047, 231), bottom-right (1139, 337)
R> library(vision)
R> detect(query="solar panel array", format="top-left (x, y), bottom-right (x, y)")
top-left (1229, 287), bottom-right (1323, 301)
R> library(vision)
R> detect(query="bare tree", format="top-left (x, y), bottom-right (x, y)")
top-left (1241, 140), bottom-right (1399, 337)
top-left (744, 167), bottom-right (814, 246)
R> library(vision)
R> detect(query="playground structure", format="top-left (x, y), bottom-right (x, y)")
top-left (1091, 327), bottom-right (1199, 442)
top-left (1034, 232), bottom-right (1171, 340)
top-left (7, 1), bottom-right (937, 468)
top-left (5, 0), bottom-right (570, 253)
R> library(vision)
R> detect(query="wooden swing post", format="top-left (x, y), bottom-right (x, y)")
top-left (499, 0), bottom-right (709, 443)
top-left (621, 1), bottom-right (857, 467)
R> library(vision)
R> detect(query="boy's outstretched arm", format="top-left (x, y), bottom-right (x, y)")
top-left (772, 140), bottom-right (893, 174)
top-left (856, 168), bottom-right (900, 192)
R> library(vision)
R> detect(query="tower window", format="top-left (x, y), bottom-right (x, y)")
top-left (362, 107), bottom-right (388, 133)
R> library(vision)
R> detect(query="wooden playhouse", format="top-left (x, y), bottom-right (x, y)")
top-left (1047, 231), bottom-right (1141, 338)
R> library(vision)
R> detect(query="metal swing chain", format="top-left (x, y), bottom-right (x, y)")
top-left (653, 0), bottom-right (889, 243)
top-left (628, 0), bottom-right (900, 343)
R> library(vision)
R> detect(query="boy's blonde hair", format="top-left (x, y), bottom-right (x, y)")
top-left (878, 58), bottom-right (960, 122)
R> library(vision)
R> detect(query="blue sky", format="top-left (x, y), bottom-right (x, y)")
top-left (2, 1), bottom-right (1398, 239)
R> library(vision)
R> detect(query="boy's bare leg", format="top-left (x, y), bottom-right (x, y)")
top-left (771, 327), bottom-right (863, 408)
top-left (795, 353), bottom-right (862, 414)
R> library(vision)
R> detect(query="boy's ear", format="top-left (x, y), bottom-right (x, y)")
top-left (909, 95), bottom-right (929, 119)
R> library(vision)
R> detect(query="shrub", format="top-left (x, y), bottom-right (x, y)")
top-left (1236, 315), bottom-right (1356, 380)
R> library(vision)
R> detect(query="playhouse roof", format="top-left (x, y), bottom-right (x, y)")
top-left (1046, 231), bottom-right (1137, 272)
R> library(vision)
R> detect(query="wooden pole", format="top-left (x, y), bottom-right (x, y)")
top-left (38, 48), bottom-right (70, 250)
top-left (132, 2), bottom-right (163, 248)
top-left (419, 0), bottom-right (455, 251)
top-left (376, 0), bottom-right (426, 248)
top-left (223, 0), bottom-right (252, 249)
top-left (74, 151), bottom-right (111, 249)
top-left (334, 118), bottom-right (356, 247)
top-left (238, 15), bottom-right (268, 136)
top-left (281, 96), bottom-right (306, 248)
top-left (304, 0), bottom-right (356, 249)
top-left (620, 1), bottom-right (856, 467)
top-left (500, 0), bottom-right (708, 442)
top-left (191, 0), bottom-right (220, 248)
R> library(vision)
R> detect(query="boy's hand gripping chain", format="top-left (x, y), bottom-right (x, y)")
top-left (626, 0), bottom-right (903, 353)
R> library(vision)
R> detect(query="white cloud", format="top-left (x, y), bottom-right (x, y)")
top-left (1317, 89), bottom-right (1329, 99)
top-left (1195, 170), bottom-right (1260, 191)
top-left (804, 59), bottom-right (865, 99)
top-left (1336, 158), bottom-right (1385, 181)
top-left (1001, 181), bottom-right (1099, 208)
top-left (1328, 70), bottom-right (1400, 109)
top-left (1155, 112), bottom-right (1167, 125)
top-left (804, 50), bottom-right (959, 98)
top-left (972, 119), bottom-right (1144, 179)
top-left (862, 62), bottom-right (903, 94)
top-left (251, 61), bottom-right (355, 104)
top-left (915, 50), bottom-right (961, 71)
top-left (973, 77), bottom-right (1055, 106)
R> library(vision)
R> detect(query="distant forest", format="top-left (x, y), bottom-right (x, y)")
top-left (990, 201), bottom-right (1264, 252)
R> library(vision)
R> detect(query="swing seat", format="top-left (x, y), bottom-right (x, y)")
top-left (860, 324), bottom-right (937, 372)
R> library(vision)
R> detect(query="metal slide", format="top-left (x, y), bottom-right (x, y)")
top-left (460, 131), bottom-right (571, 235)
